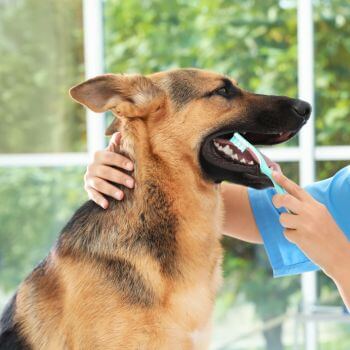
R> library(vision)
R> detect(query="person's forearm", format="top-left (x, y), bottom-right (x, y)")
top-left (327, 244), bottom-right (350, 310)
top-left (221, 183), bottom-right (262, 244)
top-left (334, 278), bottom-right (350, 310)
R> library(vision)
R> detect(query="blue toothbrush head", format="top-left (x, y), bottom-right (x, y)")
top-left (230, 133), bottom-right (286, 194)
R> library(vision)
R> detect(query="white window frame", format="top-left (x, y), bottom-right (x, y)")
top-left (0, 1), bottom-right (349, 349)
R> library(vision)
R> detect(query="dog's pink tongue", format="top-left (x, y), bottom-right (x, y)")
top-left (247, 148), bottom-right (282, 174)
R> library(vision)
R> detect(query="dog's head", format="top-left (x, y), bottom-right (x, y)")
top-left (70, 69), bottom-right (310, 189)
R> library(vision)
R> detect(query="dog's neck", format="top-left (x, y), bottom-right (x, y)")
top-left (119, 118), bottom-right (219, 208)
top-left (57, 118), bottom-right (222, 276)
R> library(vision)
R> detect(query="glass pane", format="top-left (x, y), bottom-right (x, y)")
top-left (316, 161), bottom-right (350, 349)
top-left (0, 167), bottom-right (85, 310)
top-left (317, 160), bottom-right (350, 181)
top-left (0, 0), bottom-right (86, 153)
top-left (314, 1), bottom-right (350, 146)
top-left (216, 162), bottom-right (300, 350)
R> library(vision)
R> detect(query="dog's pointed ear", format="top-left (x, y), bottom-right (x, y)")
top-left (69, 73), bottom-right (165, 117)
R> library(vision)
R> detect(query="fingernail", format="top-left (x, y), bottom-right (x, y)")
top-left (115, 192), bottom-right (123, 200)
top-left (126, 179), bottom-right (134, 188)
top-left (126, 162), bottom-right (134, 171)
top-left (101, 201), bottom-right (108, 209)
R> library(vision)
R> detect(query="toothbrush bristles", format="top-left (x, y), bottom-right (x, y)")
top-left (231, 135), bottom-right (247, 152)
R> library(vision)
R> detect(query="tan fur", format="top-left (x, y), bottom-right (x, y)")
top-left (8, 69), bottom-right (266, 349)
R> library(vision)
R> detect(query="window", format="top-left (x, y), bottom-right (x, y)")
top-left (1, 1), bottom-right (349, 349)
top-left (0, 0), bottom-right (87, 303)
top-left (0, 0), bottom-right (86, 153)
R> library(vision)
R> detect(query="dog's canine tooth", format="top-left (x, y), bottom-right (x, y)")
top-left (248, 161), bottom-right (254, 165)
top-left (227, 149), bottom-right (234, 156)
top-left (214, 142), bottom-right (239, 160)
top-left (223, 146), bottom-right (233, 157)
top-left (241, 158), bottom-right (246, 164)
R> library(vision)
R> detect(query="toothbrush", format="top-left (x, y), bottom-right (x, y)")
top-left (230, 132), bottom-right (286, 194)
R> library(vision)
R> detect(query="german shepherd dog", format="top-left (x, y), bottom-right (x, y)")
top-left (0, 68), bottom-right (310, 349)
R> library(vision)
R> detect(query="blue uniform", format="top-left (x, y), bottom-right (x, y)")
top-left (248, 166), bottom-right (350, 277)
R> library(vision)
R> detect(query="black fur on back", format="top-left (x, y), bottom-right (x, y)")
top-left (56, 181), bottom-right (179, 307)
top-left (0, 295), bottom-right (31, 349)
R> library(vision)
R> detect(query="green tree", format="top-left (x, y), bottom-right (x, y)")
top-left (0, 167), bottom-right (85, 294)
top-left (0, 0), bottom-right (85, 153)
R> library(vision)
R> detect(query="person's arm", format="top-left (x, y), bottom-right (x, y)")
top-left (334, 274), bottom-right (350, 312)
top-left (84, 133), bottom-right (262, 243)
top-left (272, 171), bottom-right (350, 309)
top-left (221, 183), bottom-right (262, 243)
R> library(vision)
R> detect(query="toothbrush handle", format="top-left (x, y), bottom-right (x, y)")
top-left (273, 182), bottom-right (286, 195)
top-left (271, 180), bottom-right (294, 213)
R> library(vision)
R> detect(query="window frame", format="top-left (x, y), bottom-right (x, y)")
top-left (0, 1), bottom-right (349, 349)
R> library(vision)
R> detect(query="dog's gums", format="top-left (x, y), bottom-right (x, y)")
top-left (212, 130), bottom-right (292, 170)
top-left (213, 137), bottom-right (281, 172)
top-left (214, 140), bottom-right (255, 165)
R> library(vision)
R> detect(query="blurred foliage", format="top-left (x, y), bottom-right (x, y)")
top-left (314, 0), bottom-right (350, 146)
top-left (0, 0), bottom-right (86, 153)
top-left (105, 0), bottom-right (298, 96)
top-left (0, 167), bottom-right (85, 293)
top-left (0, 0), bottom-right (349, 349)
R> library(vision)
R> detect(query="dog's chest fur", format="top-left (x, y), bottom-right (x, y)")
top-left (12, 174), bottom-right (223, 349)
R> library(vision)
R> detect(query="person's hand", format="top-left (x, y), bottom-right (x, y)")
top-left (84, 132), bottom-right (134, 209)
top-left (272, 172), bottom-right (350, 281)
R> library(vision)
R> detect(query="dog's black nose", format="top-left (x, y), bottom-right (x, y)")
top-left (292, 100), bottom-right (312, 121)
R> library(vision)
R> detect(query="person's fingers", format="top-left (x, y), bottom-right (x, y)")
top-left (279, 212), bottom-right (300, 229)
top-left (85, 176), bottom-right (124, 201)
top-left (93, 150), bottom-right (134, 171)
top-left (107, 132), bottom-right (121, 152)
top-left (272, 193), bottom-right (302, 214)
top-left (272, 171), bottom-right (310, 201)
top-left (284, 228), bottom-right (299, 244)
top-left (106, 142), bottom-right (116, 153)
top-left (86, 187), bottom-right (109, 209)
top-left (110, 132), bottom-right (121, 146)
top-left (90, 164), bottom-right (134, 188)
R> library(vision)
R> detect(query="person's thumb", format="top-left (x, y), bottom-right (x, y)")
top-left (107, 132), bottom-right (121, 152)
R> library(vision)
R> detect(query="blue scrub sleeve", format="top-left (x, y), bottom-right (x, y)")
top-left (248, 166), bottom-right (350, 277)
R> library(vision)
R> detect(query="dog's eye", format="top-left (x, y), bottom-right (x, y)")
top-left (204, 78), bottom-right (239, 100)
top-left (211, 79), bottom-right (238, 99)
top-left (215, 86), bottom-right (230, 97)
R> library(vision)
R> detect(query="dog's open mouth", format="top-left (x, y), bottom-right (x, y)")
top-left (212, 131), bottom-right (295, 172)
top-left (199, 129), bottom-right (297, 188)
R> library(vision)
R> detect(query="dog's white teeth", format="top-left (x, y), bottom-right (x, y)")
top-left (223, 145), bottom-right (234, 156)
top-left (279, 132), bottom-right (283, 136)
top-left (215, 141), bottom-right (254, 165)
top-left (214, 142), bottom-right (225, 152)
